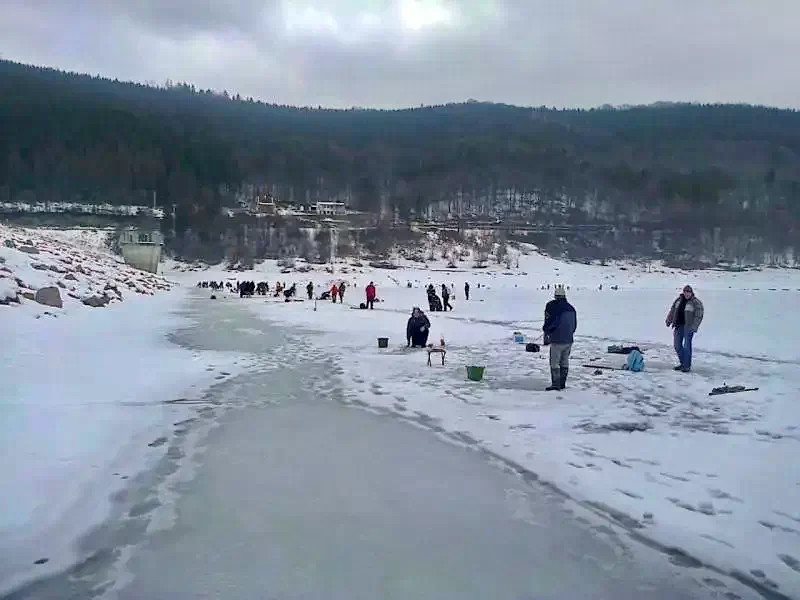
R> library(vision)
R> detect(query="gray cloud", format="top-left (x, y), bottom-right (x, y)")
top-left (1, 0), bottom-right (798, 109)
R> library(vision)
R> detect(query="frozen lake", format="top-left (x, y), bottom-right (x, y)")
top-left (2, 292), bottom-right (770, 600)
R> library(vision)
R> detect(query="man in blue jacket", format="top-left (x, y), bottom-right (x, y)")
top-left (543, 285), bottom-right (577, 391)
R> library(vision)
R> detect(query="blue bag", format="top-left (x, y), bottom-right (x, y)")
top-left (625, 349), bottom-right (645, 372)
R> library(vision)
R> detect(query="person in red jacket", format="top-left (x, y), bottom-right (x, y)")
top-left (365, 281), bottom-right (376, 309)
top-left (330, 283), bottom-right (339, 303)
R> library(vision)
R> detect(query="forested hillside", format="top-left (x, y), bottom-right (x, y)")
top-left (1, 59), bottom-right (799, 263)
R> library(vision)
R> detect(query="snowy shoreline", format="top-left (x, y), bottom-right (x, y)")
top-left (0, 226), bottom-right (248, 594)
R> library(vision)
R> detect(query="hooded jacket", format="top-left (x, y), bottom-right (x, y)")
top-left (407, 311), bottom-right (431, 342)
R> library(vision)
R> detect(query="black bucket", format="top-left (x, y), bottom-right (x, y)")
top-left (377, 337), bottom-right (389, 348)
top-left (525, 343), bottom-right (540, 353)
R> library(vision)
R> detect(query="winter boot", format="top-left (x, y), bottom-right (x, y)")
top-left (559, 367), bottom-right (569, 390)
top-left (545, 369), bottom-right (561, 391)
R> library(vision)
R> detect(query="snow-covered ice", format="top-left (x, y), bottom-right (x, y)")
top-left (186, 250), bottom-right (800, 597)
top-left (0, 226), bottom-right (246, 594)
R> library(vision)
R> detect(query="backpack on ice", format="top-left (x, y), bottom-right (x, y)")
top-left (624, 349), bottom-right (644, 372)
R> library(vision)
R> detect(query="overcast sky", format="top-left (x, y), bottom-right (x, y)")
top-left (1, 0), bottom-right (798, 109)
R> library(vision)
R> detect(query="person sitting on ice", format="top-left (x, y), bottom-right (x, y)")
top-left (665, 285), bottom-right (704, 373)
top-left (542, 284), bottom-right (577, 391)
top-left (426, 284), bottom-right (442, 312)
top-left (406, 307), bottom-right (431, 348)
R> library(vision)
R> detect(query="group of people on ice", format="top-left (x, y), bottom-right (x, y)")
top-left (425, 283), bottom-right (469, 312)
top-left (538, 283), bottom-right (704, 391)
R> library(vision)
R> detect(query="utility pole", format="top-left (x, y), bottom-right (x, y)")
top-left (329, 227), bottom-right (337, 273)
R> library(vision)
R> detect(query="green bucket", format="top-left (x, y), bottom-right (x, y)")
top-left (466, 366), bottom-right (485, 382)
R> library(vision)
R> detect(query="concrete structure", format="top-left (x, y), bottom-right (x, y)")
top-left (255, 196), bottom-right (277, 216)
top-left (315, 201), bottom-right (347, 216)
top-left (119, 228), bottom-right (163, 273)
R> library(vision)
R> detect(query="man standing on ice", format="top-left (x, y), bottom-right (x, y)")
top-left (464, 282), bottom-right (470, 300)
top-left (665, 285), bottom-right (704, 372)
top-left (365, 281), bottom-right (376, 309)
top-left (542, 284), bottom-right (577, 391)
top-left (441, 284), bottom-right (453, 311)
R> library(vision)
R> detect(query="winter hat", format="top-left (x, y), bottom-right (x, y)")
top-left (554, 284), bottom-right (566, 298)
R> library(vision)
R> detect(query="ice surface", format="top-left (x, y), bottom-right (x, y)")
top-left (179, 251), bottom-right (800, 597)
top-left (0, 226), bottom-right (246, 594)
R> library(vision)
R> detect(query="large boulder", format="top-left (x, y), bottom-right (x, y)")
top-left (35, 286), bottom-right (63, 309)
top-left (64, 273), bottom-right (78, 281)
top-left (82, 293), bottom-right (110, 308)
top-left (18, 245), bottom-right (39, 254)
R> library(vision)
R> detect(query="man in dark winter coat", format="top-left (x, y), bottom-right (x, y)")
top-left (464, 282), bottom-right (470, 300)
top-left (665, 285), bottom-right (704, 372)
top-left (426, 285), bottom-right (441, 312)
top-left (542, 285), bottom-right (577, 391)
top-left (441, 284), bottom-right (453, 311)
top-left (406, 307), bottom-right (431, 348)
top-left (306, 282), bottom-right (314, 300)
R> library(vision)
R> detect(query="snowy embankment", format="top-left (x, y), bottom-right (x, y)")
top-left (186, 252), bottom-right (800, 598)
top-left (0, 225), bottom-right (243, 594)
top-left (0, 225), bottom-right (169, 311)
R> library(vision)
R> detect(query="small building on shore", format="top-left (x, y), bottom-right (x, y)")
top-left (119, 228), bottom-right (163, 273)
top-left (315, 201), bottom-right (347, 216)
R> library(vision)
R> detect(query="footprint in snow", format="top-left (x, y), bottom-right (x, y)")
top-left (615, 489), bottom-right (644, 500)
top-left (779, 554), bottom-right (800, 573)
top-left (660, 472), bottom-right (691, 482)
top-left (708, 488), bottom-right (743, 502)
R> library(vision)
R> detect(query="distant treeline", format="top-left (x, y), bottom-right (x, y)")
top-left (1, 59), bottom-right (799, 254)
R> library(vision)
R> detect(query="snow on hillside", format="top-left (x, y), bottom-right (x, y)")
top-left (1, 224), bottom-right (170, 315)
top-left (178, 254), bottom-right (800, 598)
top-left (37, 227), bottom-right (115, 252)
top-left (0, 225), bottom-right (246, 594)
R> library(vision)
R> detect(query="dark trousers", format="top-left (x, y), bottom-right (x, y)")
top-left (410, 331), bottom-right (429, 348)
top-left (367, 298), bottom-right (374, 309)
top-left (443, 297), bottom-right (452, 311)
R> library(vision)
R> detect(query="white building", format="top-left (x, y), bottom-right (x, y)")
top-left (314, 201), bottom-right (347, 216)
